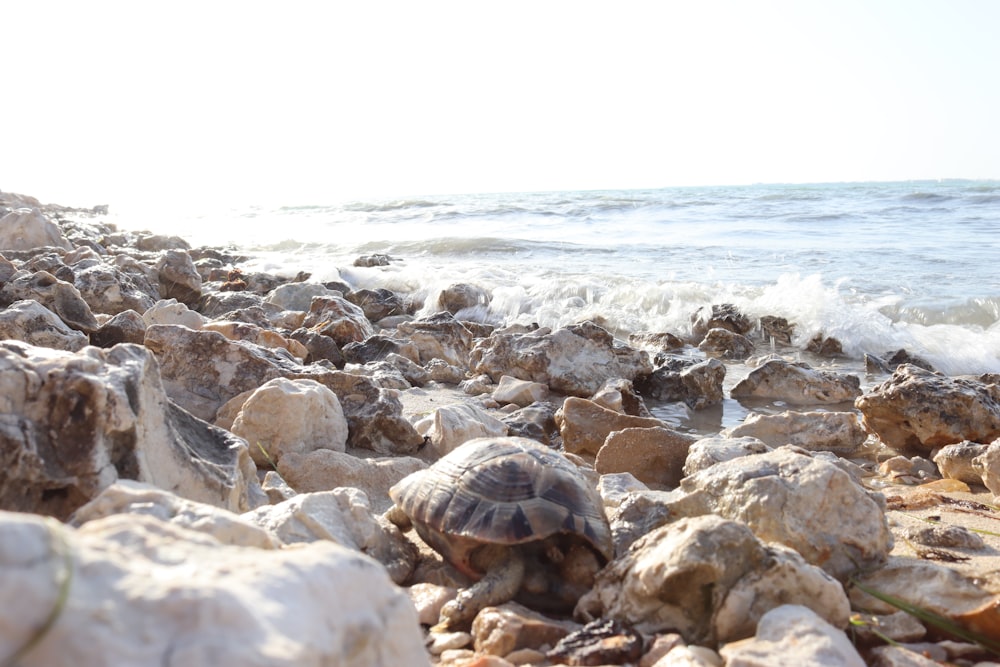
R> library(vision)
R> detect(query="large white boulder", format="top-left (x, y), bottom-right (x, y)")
top-left (0, 511), bottom-right (429, 667)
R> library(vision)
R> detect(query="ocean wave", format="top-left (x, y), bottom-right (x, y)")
top-left (341, 199), bottom-right (444, 213)
top-left (901, 192), bottom-right (955, 203)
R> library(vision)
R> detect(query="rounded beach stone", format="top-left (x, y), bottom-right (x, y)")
top-left (232, 377), bottom-right (348, 466)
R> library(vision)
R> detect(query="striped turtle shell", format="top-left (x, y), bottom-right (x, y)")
top-left (389, 436), bottom-right (613, 577)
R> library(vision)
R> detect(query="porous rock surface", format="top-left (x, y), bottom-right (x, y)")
top-left (471, 321), bottom-right (652, 397)
top-left (0, 340), bottom-right (261, 520)
top-left (855, 364), bottom-right (1000, 452)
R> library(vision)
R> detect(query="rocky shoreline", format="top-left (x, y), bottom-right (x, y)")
top-left (2, 190), bottom-right (1000, 666)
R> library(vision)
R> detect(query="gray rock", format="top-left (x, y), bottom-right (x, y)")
top-left (155, 249), bottom-right (202, 307)
top-left (725, 410), bottom-right (867, 455)
top-left (471, 321), bottom-right (652, 397)
top-left (0, 270), bottom-right (101, 334)
top-left (397, 311), bottom-right (475, 367)
top-left (933, 441), bottom-right (990, 484)
top-left (682, 436), bottom-right (772, 477)
top-left (0, 299), bottom-right (89, 351)
top-left (698, 327), bottom-right (755, 360)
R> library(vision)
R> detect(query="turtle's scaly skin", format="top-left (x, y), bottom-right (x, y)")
top-left (389, 436), bottom-right (613, 627)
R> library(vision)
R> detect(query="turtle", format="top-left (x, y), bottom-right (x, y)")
top-left (387, 436), bottom-right (614, 629)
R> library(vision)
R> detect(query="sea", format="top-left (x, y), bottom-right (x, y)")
top-left (108, 179), bottom-right (1000, 429)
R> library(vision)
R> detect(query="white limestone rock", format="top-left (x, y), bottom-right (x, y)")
top-left (673, 446), bottom-right (893, 580)
top-left (0, 299), bottom-right (89, 351)
top-left (682, 436), bottom-right (771, 477)
top-left (397, 311), bottom-right (475, 367)
top-left (244, 488), bottom-right (417, 584)
top-left (231, 377), bottom-right (349, 466)
top-left (0, 511), bottom-right (429, 667)
top-left (70, 480), bottom-right (279, 549)
top-left (0, 207), bottom-right (72, 250)
top-left (265, 281), bottom-right (338, 312)
top-left (276, 449), bottom-right (427, 513)
top-left (142, 297), bottom-right (208, 329)
top-left (0, 340), bottom-right (263, 520)
top-left (718, 605), bottom-right (864, 667)
top-left (471, 321), bottom-right (652, 397)
top-left (973, 438), bottom-right (1000, 497)
top-left (724, 410), bottom-right (868, 455)
top-left (425, 402), bottom-right (509, 456)
top-left (576, 515), bottom-right (850, 645)
top-left (493, 374), bottom-right (550, 407)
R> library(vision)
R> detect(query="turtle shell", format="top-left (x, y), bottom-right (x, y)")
top-left (389, 436), bottom-right (613, 577)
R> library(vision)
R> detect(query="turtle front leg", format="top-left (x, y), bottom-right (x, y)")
top-left (435, 545), bottom-right (525, 630)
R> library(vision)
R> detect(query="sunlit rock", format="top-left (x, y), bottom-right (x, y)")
top-left (471, 321), bottom-right (652, 397)
top-left (576, 515), bottom-right (849, 645)
top-left (724, 410), bottom-right (867, 455)
top-left (0, 511), bottom-right (428, 667)
top-left (856, 364), bottom-right (1000, 452)
top-left (0, 341), bottom-right (261, 520)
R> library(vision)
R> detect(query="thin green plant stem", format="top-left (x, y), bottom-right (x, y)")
top-left (850, 578), bottom-right (1000, 656)
top-left (2, 518), bottom-right (74, 667)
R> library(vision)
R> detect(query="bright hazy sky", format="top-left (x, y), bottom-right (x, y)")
top-left (3, 1), bottom-right (999, 208)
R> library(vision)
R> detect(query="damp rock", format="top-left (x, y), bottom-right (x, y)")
top-left (724, 410), bottom-right (868, 455)
top-left (691, 303), bottom-right (752, 340)
top-left (758, 315), bottom-right (794, 345)
top-left (731, 358), bottom-right (861, 405)
top-left (698, 327), bottom-right (755, 360)
top-left (438, 283), bottom-right (491, 316)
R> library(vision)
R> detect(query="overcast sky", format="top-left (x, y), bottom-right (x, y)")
top-left (3, 1), bottom-right (999, 208)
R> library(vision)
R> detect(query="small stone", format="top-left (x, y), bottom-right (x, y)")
top-left (409, 582), bottom-right (459, 626)
top-left (472, 602), bottom-right (580, 658)
top-left (426, 631), bottom-right (473, 655)
top-left (546, 619), bottom-right (644, 666)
